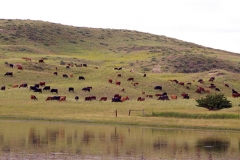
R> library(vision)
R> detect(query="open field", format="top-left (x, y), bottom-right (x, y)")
top-left (0, 19), bottom-right (240, 131)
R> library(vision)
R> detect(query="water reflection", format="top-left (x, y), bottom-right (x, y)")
top-left (0, 120), bottom-right (240, 159)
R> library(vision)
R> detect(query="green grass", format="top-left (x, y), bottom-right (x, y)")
top-left (0, 19), bottom-right (240, 131)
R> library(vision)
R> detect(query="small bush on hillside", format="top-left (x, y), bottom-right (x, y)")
top-left (196, 94), bottom-right (232, 111)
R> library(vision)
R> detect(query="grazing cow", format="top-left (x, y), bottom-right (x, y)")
top-left (179, 82), bottom-right (184, 86)
top-left (172, 79), bottom-right (178, 84)
top-left (50, 89), bottom-right (58, 94)
top-left (19, 83), bottom-right (28, 88)
top-left (127, 78), bottom-right (134, 81)
top-left (39, 82), bottom-right (45, 86)
top-left (30, 95), bottom-right (38, 100)
top-left (53, 72), bottom-right (58, 76)
top-left (171, 95), bottom-right (177, 99)
top-left (75, 96), bottom-right (79, 101)
top-left (108, 79), bottom-right (113, 83)
top-left (232, 93), bottom-right (240, 98)
top-left (112, 96), bottom-right (122, 102)
top-left (181, 93), bottom-right (189, 99)
top-left (158, 95), bottom-right (169, 100)
top-left (198, 79), bottom-right (203, 83)
top-left (17, 65), bottom-right (23, 70)
top-left (117, 74), bottom-right (121, 77)
top-left (69, 73), bottom-right (73, 78)
top-left (155, 94), bottom-right (162, 97)
top-left (209, 84), bottom-right (216, 89)
top-left (121, 96), bottom-right (129, 102)
top-left (34, 88), bottom-right (42, 93)
top-left (121, 88), bottom-right (125, 92)
top-left (224, 84), bottom-right (229, 87)
top-left (83, 64), bottom-right (87, 67)
top-left (142, 91), bottom-right (145, 94)
top-left (198, 87), bottom-right (205, 92)
top-left (137, 97), bottom-right (145, 101)
top-left (196, 89), bottom-right (202, 93)
top-left (143, 73), bottom-right (146, 77)
top-left (187, 82), bottom-right (192, 85)
top-left (205, 89), bottom-right (210, 93)
top-left (186, 86), bottom-right (190, 90)
top-left (43, 86), bottom-right (50, 91)
top-left (66, 66), bottom-right (70, 69)
top-left (209, 77), bottom-right (215, 82)
top-left (146, 95), bottom-right (153, 98)
top-left (63, 74), bottom-right (68, 78)
top-left (9, 64), bottom-right (14, 68)
top-left (115, 81), bottom-right (121, 85)
top-left (30, 86), bottom-right (37, 91)
top-left (69, 87), bottom-right (74, 92)
top-left (4, 72), bottom-right (13, 76)
top-left (79, 76), bottom-right (85, 80)
top-left (52, 96), bottom-right (61, 101)
top-left (1, 86), bottom-right (6, 91)
top-left (12, 84), bottom-right (18, 88)
top-left (38, 59), bottom-right (44, 63)
top-left (133, 82), bottom-right (139, 86)
top-left (215, 88), bottom-right (220, 91)
top-left (59, 96), bottom-right (66, 101)
top-left (82, 87), bottom-right (90, 92)
top-left (154, 86), bottom-right (162, 90)
top-left (85, 96), bottom-right (96, 101)
top-left (46, 96), bottom-right (53, 101)
top-left (99, 97), bottom-right (107, 101)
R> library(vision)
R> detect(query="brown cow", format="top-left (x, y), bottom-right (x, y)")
top-left (117, 74), bottom-right (121, 77)
top-left (69, 73), bottom-right (73, 77)
top-left (46, 96), bottom-right (53, 101)
top-left (59, 96), bottom-right (66, 101)
top-left (133, 82), bottom-right (139, 86)
top-left (38, 59), bottom-right (44, 63)
top-left (146, 95), bottom-right (153, 98)
top-left (108, 79), bottom-right (113, 83)
top-left (115, 81), bottom-right (121, 85)
top-left (31, 95), bottom-right (38, 100)
top-left (99, 97), bottom-right (107, 101)
top-left (179, 82), bottom-right (184, 86)
top-left (17, 65), bottom-right (23, 70)
top-left (155, 94), bottom-right (162, 97)
top-left (171, 95), bottom-right (177, 99)
top-left (121, 96), bottom-right (129, 102)
top-left (224, 84), bottom-right (229, 87)
top-left (39, 82), bottom-right (45, 86)
top-left (127, 78), bottom-right (134, 81)
top-left (137, 97), bottom-right (145, 101)
top-left (232, 93), bottom-right (240, 98)
top-left (12, 84), bottom-right (18, 88)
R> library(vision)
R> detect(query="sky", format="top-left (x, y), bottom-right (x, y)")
top-left (1, 0), bottom-right (240, 53)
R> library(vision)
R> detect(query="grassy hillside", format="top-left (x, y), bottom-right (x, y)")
top-left (0, 19), bottom-right (240, 73)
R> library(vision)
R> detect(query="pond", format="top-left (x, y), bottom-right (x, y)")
top-left (0, 120), bottom-right (240, 159)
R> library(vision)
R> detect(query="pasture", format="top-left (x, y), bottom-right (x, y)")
top-left (0, 52), bottom-right (240, 131)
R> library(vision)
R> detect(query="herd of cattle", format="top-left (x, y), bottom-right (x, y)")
top-left (2, 59), bottom-right (240, 103)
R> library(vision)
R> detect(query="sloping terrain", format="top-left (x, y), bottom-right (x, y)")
top-left (0, 19), bottom-right (239, 73)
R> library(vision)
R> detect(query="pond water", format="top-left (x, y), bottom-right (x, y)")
top-left (0, 120), bottom-right (240, 160)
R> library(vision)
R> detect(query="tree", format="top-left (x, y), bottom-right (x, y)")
top-left (196, 94), bottom-right (232, 110)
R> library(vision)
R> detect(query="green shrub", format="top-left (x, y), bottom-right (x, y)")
top-left (196, 94), bottom-right (232, 110)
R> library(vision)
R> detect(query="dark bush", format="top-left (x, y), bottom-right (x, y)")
top-left (196, 94), bottom-right (232, 110)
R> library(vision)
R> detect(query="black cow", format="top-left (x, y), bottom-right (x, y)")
top-left (232, 89), bottom-right (239, 94)
top-left (158, 95), bottom-right (169, 100)
top-left (183, 95), bottom-right (190, 99)
top-left (50, 89), bottom-right (58, 94)
top-left (30, 86), bottom-right (37, 91)
top-left (79, 76), bottom-right (85, 80)
top-left (9, 64), bottom-right (14, 68)
top-left (43, 86), bottom-right (51, 91)
top-left (154, 86), bottom-right (162, 90)
top-left (34, 88), bottom-right (42, 93)
top-left (52, 96), bottom-right (60, 101)
top-left (112, 97), bottom-right (122, 102)
top-left (1, 86), bottom-right (5, 91)
top-left (63, 74), bottom-right (68, 78)
top-left (4, 72), bottom-right (13, 76)
top-left (83, 64), bottom-right (87, 67)
top-left (53, 72), bottom-right (58, 76)
top-left (82, 87), bottom-right (90, 92)
top-left (75, 96), bottom-right (79, 101)
top-left (215, 88), bottom-right (220, 91)
top-left (69, 87), bottom-right (74, 92)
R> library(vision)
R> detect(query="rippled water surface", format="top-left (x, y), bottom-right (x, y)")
top-left (0, 120), bottom-right (240, 159)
